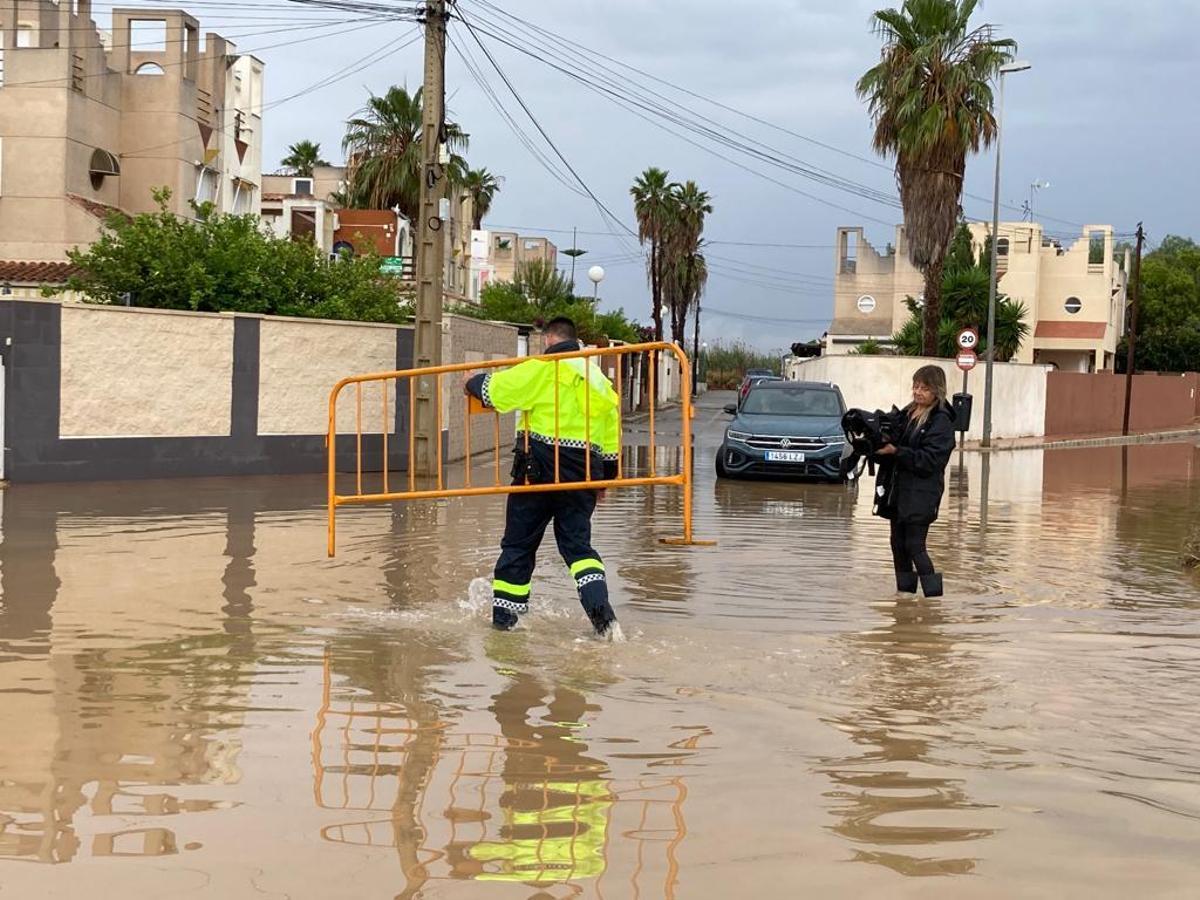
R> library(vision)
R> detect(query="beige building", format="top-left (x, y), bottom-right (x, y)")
top-left (468, 229), bottom-right (558, 299)
top-left (0, 3), bottom-right (264, 262)
top-left (826, 222), bottom-right (1129, 372)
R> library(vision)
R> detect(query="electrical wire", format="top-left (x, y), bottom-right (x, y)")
top-left (451, 7), bottom-right (898, 226)
top-left (453, 4), bottom-right (640, 255)
top-left (121, 25), bottom-right (418, 159)
top-left (463, 0), bottom-right (1089, 229)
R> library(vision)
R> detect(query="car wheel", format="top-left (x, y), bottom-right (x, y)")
top-left (715, 452), bottom-right (729, 479)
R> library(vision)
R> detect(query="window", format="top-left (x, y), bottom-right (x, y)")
top-left (293, 178), bottom-right (313, 197)
top-left (88, 148), bottom-right (120, 190)
top-left (1064, 297), bottom-right (1083, 315)
top-left (16, 24), bottom-right (35, 48)
top-left (996, 237), bottom-right (1010, 257)
top-left (134, 62), bottom-right (165, 76)
top-left (194, 168), bottom-right (218, 206)
top-left (742, 389), bottom-right (843, 417)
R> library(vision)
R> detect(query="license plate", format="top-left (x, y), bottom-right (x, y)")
top-left (766, 451), bottom-right (806, 463)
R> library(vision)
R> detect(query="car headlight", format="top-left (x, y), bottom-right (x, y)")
top-left (727, 429), bottom-right (752, 443)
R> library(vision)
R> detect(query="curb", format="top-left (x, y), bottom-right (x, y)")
top-left (623, 402), bottom-right (681, 425)
top-left (969, 427), bottom-right (1200, 453)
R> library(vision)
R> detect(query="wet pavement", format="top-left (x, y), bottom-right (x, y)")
top-left (1, 391), bottom-right (1199, 898)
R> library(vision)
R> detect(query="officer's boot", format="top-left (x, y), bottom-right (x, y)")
top-left (492, 583), bottom-right (530, 631)
top-left (573, 565), bottom-right (616, 636)
top-left (896, 572), bottom-right (919, 595)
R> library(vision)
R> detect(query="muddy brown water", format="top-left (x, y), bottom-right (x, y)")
top-left (2, 398), bottom-right (1199, 898)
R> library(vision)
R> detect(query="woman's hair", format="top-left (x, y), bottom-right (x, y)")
top-left (909, 365), bottom-right (948, 428)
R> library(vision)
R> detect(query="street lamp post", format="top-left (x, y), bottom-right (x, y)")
top-left (587, 265), bottom-right (605, 302)
top-left (563, 226), bottom-right (588, 293)
top-left (982, 60), bottom-right (1032, 450)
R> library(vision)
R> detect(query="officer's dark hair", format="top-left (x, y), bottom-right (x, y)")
top-left (544, 317), bottom-right (577, 343)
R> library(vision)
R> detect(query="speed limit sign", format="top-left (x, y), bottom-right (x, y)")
top-left (957, 327), bottom-right (980, 351)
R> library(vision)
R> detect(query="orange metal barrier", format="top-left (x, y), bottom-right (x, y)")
top-left (326, 341), bottom-right (713, 556)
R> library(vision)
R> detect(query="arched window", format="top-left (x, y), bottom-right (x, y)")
top-left (1064, 297), bottom-right (1083, 315)
top-left (134, 62), bottom-right (165, 76)
top-left (996, 237), bottom-right (1010, 257)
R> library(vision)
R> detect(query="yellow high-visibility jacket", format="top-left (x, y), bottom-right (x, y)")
top-left (475, 345), bottom-right (620, 463)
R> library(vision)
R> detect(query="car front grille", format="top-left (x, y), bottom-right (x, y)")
top-left (743, 435), bottom-right (829, 451)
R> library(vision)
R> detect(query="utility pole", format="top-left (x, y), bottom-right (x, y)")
top-left (691, 301), bottom-right (701, 397)
top-left (1121, 222), bottom-right (1145, 437)
top-left (413, 0), bottom-right (450, 475)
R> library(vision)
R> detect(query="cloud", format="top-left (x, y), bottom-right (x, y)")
top-left (195, 0), bottom-right (1195, 349)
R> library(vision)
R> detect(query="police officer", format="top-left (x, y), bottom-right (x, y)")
top-left (464, 317), bottom-right (621, 638)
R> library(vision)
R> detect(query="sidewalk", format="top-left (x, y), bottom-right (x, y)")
top-left (969, 425), bottom-right (1200, 452)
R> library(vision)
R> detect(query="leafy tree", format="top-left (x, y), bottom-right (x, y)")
top-left (342, 86), bottom-right (468, 221)
top-left (463, 167), bottom-right (502, 229)
top-left (63, 189), bottom-right (409, 324)
top-left (511, 258), bottom-right (574, 310)
top-left (857, 0), bottom-right (1016, 355)
top-left (1114, 235), bottom-right (1200, 373)
top-left (281, 139), bottom-right (329, 177)
top-left (452, 264), bottom-right (642, 345)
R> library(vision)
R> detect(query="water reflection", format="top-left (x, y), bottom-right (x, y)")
top-left (313, 634), bottom-right (698, 897)
top-left (818, 598), bottom-right (999, 877)
top-left (1, 429), bottom-right (1199, 892)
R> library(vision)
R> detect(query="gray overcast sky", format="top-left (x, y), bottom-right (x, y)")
top-left (115, 1), bottom-right (1200, 349)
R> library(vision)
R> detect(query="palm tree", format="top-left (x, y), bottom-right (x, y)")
top-left (663, 180), bottom-right (712, 346)
top-left (463, 168), bottom-right (502, 229)
top-left (281, 140), bottom-right (329, 177)
top-left (857, 0), bottom-right (1015, 356)
top-left (630, 167), bottom-right (673, 342)
top-left (342, 85), bottom-right (468, 222)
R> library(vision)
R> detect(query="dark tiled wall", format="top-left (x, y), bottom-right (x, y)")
top-left (1, 301), bottom-right (416, 483)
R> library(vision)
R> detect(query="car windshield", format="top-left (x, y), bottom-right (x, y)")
top-left (742, 388), bottom-right (841, 417)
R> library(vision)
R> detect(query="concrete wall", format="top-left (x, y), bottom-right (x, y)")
top-left (59, 305), bottom-right (234, 437)
top-left (786, 354), bottom-right (1048, 441)
top-left (1045, 372), bottom-right (1200, 437)
top-left (441, 314), bottom-right (520, 462)
top-left (259, 316), bottom-right (399, 436)
top-left (1, 300), bottom-right (524, 482)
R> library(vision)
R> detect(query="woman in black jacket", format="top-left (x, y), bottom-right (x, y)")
top-left (875, 365), bottom-right (956, 598)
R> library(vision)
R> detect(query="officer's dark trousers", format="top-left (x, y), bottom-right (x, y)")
top-left (492, 488), bottom-right (616, 633)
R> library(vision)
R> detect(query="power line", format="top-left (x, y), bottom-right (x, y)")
top-left (451, 8), bottom-right (898, 226)
top-left (121, 24), bottom-right (418, 160)
top-left (453, 4), bottom-right (639, 253)
top-left (463, 0), bottom-right (1088, 229)
top-left (446, 30), bottom-right (587, 199)
top-left (1, 16), bottom-right (402, 90)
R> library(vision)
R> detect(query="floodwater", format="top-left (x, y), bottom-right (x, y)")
top-left (1, 394), bottom-right (1199, 899)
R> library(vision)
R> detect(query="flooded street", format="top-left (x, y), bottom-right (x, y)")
top-left (2, 392), bottom-right (1199, 898)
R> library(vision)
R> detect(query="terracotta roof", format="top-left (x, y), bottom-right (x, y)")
top-left (1035, 321), bottom-right (1107, 340)
top-left (0, 261), bottom-right (81, 284)
top-left (66, 193), bottom-right (128, 222)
